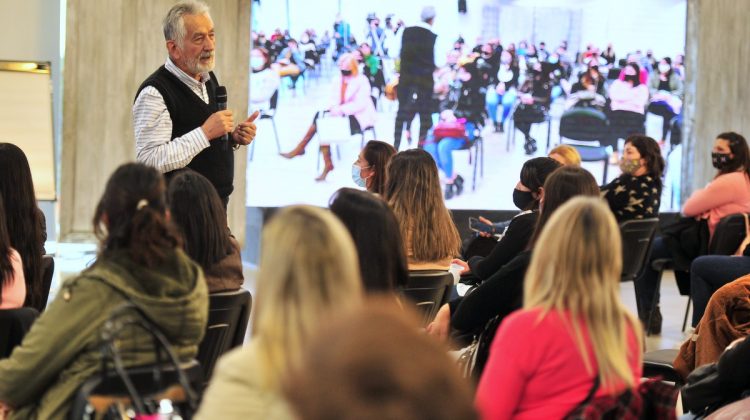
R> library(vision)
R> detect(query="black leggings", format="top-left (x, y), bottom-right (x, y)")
top-left (647, 102), bottom-right (676, 141)
top-left (394, 86), bottom-right (433, 150)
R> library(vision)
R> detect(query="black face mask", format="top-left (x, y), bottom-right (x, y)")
top-left (624, 74), bottom-right (639, 83)
top-left (341, 69), bottom-right (352, 76)
top-left (712, 152), bottom-right (732, 170)
top-left (512, 189), bottom-right (535, 210)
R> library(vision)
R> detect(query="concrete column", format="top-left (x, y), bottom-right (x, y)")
top-left (60, 0), bottom-right (251, 241)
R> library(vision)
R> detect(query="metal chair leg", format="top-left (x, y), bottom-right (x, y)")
top-left (272, 118), bottom-right (280, 154)
top-left (682, 297), bottom-right (692, 332)
top-left (646, 268), bottom-right (663, 336)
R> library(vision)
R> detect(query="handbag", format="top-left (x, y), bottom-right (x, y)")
top-left (433, 120), bottom-right (467, 141)
top-left (681, 363), bottom-right (725, 417)
top-left (315, 114), bottom-right (354, 146)
top-left (661, 216), bottom-right (710, 272)
top-left (455, 315), bottom-right (502, 380)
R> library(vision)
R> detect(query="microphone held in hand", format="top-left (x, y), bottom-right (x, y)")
top-left (216, 86), bottom-right (229, 150)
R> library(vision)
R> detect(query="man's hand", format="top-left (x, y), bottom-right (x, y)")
top-left (232, 111), bottom-right (260, 146)
top-left (201, 110), bottom-right (234, 140)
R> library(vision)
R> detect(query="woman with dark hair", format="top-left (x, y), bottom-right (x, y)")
top-left (606, 62), bottom-right (650, 162)
top-left (454, 157), bottom-right (561, 283)
top-left (0, 195), bottom-right (25, 309)
top-left (168, 170), bottom-right (244, 293)
top-left (352, 140), bottom-right (396, 195)
top-left (636, 132), bottom-right (750, 334)
top-left (601, 135), bottom-right (665, 222)
top-left (0, 143), bottom-right (46, 310)
top-left (513, 61), bottom-right (555, 155)
top-left (250, 46), bottom-right (281, 112)
top-left (329, 188), bottom-right (409, 293)
top-left (427, 167), bottom-right (600, 339)
top-left (0, 163), bottom-right (208, 419)
top-left (647, 57), bottom-right (683, 143)
top-left (385, 149), bottom-right (461, 271)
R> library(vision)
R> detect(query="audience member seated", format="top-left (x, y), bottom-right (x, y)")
top-left (0, 143), bottom-right (47, 310)
top-left (196, 206), bottom-right (362, 420)
top-left (357, 43), bottom-right (386, 104)
top-left (475, 197), bottom-right (643, 420)
top-left (167, 170), bottom-right (244, 293)
top-left (298, 31), bottom-right (319, 69)
top-left (606, 63), bottom-right (649, 162)
top-left (250, 47), bottom-right (281, 112)
top-left (385, 149), bottom-right (462, 272)
top-left (456, 158), bottom-right (561, 282)
top-left (281, 53), bottom-right (376, 181)
top-left (681, 335), bottom-right (750, 417)
top-left (647, 57), bottom-right (684, 144)
top-left (0, 195), bottom-right (25, 309)
top-left (548, 144), bottom-right (581, 166)
top-left (601, 135), bottom-right (665, 222)
top-left (689, 251), bottom-right (750, 327)
top-left (0, 163), bottom-right (208, 419)
top-left (282, 299), bottom-right (477, 420)
top-left (276, 38), bottom-right (306, 89)
top-left (635, 132), bottom-right (750, 334)
top-left (513, 61), bottom-right (555, 155)
top-left (674, 273), bottom-right (750, 379)
top-left (427, 167), bottom-right (600, 341)
top-left (329, 188), bottom-right (409, 294)
top-left (486, 50), bottom-right (520, 133)
top-left (352, 140), bottom-right (396, 195)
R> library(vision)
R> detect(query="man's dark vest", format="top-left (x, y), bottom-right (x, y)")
top-left (136, 66), bottom-right (234, 199)
top-left (399, 26), bottom-right (437, 91)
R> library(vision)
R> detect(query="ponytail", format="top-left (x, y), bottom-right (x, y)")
top-left (94, 163), bottom-right (180, 268)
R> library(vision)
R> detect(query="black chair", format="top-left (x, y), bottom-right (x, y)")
top-left (455, 124), bottom-right (485, 192)
top-left (647, 213), bottom-right (749, 335)
top-left (642, 348), bottom-right (683, 386)
top-left (34, 254), bottom-right (55, 312)
top-left (506, 103), bottom-right (552, 153)
top-left (401, 270), bottom-right (454, 326)
top-left (0, 307), bottom-right (39, 358)
top-left (196, 288), bottom-right (252, 385)
top-left (250, 90), bottom-right (281, 161)
top-left (558, 107), bottom-right (611, 183)
top-left (620, 218), bottom-right (659, 283)
top-left (68, 360), bottom-right (203, 419)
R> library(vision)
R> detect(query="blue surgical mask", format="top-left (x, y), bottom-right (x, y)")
top-left (352, 164), bottom-right (368, 188)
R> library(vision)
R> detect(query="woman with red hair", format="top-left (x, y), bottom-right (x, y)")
top-left (281, 53), bottom-right (377, 181)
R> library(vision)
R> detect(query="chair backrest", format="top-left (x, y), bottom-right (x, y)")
top-left (620, 218), bottom-right (659, 282)
top-left (69, 360), bottom-right (203, 419)
top-left (196, 288), bottom-right (252, 384)
top-left (401, 270), bottom-right (454, 326)
top-left (0, 307), bottom-right (39, 358)
top-left (559, 108), bottom-right (608, 141)
top-left (709, 213), bottom-right (748, 255)
top-left (34, 254), bottom-right (55, 312)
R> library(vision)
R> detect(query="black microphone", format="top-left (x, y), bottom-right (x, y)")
top-left (215, 86), bottom-right (229, 150)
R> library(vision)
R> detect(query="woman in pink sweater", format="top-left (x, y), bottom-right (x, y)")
top-left (281, 53), bottom-right (377, 181)
top-left (475, 197), bottom-right (643, 420)
top-left (0, 196), bottom-right (26, 309)
top-left (635, 132), bottom-right (750, 334)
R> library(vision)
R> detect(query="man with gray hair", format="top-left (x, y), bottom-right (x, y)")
top-left (133, 1), bottom-right (258, 206)
top-left (393, 5), bottom-right (438, 151)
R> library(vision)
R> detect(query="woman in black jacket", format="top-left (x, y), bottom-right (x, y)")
top-left (454, 157), bottom-right (560, 284)
top-left (427, 167), bottom-right (600, 339)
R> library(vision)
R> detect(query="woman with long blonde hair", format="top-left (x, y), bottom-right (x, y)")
top-left (385, 149), bottom-right (461, 271)
top-left (196, 206), bottom-right (363, 420)
top-left (475, 197), bottom-right (643, 419)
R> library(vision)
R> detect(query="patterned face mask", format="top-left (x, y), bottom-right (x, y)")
top-left (619, 158), bottom-right (641, 175)
top-left (711, 152), bottom-right (731, 170)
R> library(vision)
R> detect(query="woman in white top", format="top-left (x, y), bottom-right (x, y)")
top-left (606, 62), bottom-right (650, 162)
top-left (250, 47), bottom-right (280, 112)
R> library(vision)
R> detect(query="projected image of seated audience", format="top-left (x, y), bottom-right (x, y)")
top-left (246, 0), bottom-right (686, 211)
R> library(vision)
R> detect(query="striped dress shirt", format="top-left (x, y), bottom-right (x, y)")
top-left (133, 58), bottom-right (212, 173)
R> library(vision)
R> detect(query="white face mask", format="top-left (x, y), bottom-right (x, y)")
top-left (658, 63), bottom-right (671, 74)
top-left (251, 56), bottom-right (264, 70)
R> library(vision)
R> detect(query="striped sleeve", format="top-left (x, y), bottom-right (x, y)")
top-left (133, 86), bottom-right (210, 173)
